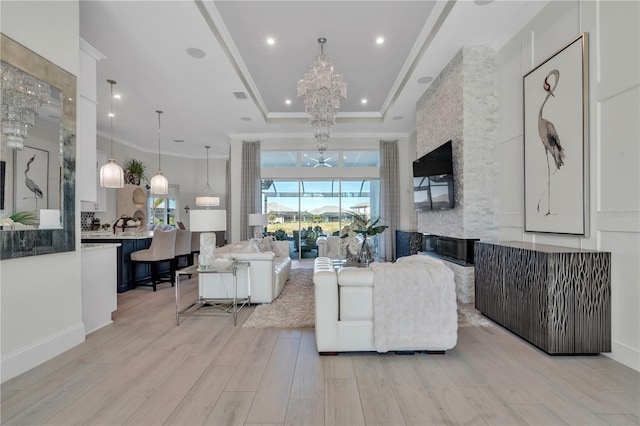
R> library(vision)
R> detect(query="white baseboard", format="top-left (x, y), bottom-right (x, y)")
top-left (1, 322), bottom-right (85, 383)
top-left (604, 340), bottom-right (640, 372)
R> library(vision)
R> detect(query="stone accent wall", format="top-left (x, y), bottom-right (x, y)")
top-left (416, 46), bottom-right (498, 240)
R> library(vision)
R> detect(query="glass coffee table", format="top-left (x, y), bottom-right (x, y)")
top-left (175, 261), bottom-right (250, 326)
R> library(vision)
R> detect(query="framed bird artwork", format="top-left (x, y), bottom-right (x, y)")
top-left (14, 146), bottom-right (49, 216)
top-left (523, 33), bottom-right (589, 236)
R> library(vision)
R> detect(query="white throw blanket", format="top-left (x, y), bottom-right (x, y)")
top-left (369, 255), bottom-right (458, 353)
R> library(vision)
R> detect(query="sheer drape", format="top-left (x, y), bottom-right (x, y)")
top-left (240, 141), bottom-right (261, 241)
top-left (379, 140), bottom-right (399, 261)
top-left (225, 145), bottom-right (231, 244)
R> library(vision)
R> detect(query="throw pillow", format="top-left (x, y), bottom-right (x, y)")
top-left (252, 237), bottom-right (273, 252)
top-left (272, 241), bottom-right (290, 258)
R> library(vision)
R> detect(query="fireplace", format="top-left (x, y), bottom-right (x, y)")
top-left (423, 234), bottom-right (478, 265)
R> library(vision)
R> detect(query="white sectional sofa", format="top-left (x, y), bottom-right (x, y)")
top-left (313, 255), bottom-right (458, 353)
top-left (200, 238), bottom-right (291, 304)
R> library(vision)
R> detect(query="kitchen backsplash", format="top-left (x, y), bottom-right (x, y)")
top-left (81, 212), bottom-right (95, 231)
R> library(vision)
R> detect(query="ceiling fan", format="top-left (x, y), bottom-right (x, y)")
top-left (311, 152), bottom-right (332, 167)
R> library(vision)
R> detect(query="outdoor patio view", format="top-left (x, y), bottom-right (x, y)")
top-left (261, 179), bottom-right (380, 259)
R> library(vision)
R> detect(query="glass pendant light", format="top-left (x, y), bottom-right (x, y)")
top-left (99, 79), bottom-right (124, 188)
top-left (196, 145), bottom-right (220, 207)
top-left (150, 110), bottom-right (168, 194)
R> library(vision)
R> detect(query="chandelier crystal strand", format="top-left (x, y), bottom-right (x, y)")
top-left (1, 62), bottom-right (50, 150)
top-left (99, 79), bottom-right (125, 188)
top-left (150, 110), bottom-right (168, 194)
top-left (297, 38), bottom-right (346, 152)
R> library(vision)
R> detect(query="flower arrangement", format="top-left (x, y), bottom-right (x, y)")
top-left (0, 211), bottom-right (38, 228)
top-left (339, 212), bottom-right (388, 263)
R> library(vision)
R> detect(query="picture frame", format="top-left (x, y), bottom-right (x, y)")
top-left (523, 33), bottom-right (589, 236)
top-left (14, 146), bottom-right (49, 216)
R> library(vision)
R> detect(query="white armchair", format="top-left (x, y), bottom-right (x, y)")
top-left (316, 236), bottom-right (343, 259)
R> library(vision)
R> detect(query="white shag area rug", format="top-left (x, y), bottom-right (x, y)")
top-left (242, 268), bottom-right (315, 329)
top-left (242, 268), bottom-right (494, 329)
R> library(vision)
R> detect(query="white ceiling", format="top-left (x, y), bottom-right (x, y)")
top-left (79, 0), bottom-right (548, 159)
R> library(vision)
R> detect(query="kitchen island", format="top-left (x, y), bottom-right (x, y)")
top-left (81, 243), bottom-right (120, 333)
top-left (81, 231), bottom-right (169, 292)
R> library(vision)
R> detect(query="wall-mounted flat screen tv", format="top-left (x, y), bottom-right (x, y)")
top-left (413, 141), bottom-right (454, 210)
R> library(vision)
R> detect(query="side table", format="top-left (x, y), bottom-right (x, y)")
top-left (175, 261), bottom-right (250, 326)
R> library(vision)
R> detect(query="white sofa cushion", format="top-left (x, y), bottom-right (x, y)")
top-left (313, 256), bottom-right (458, 353)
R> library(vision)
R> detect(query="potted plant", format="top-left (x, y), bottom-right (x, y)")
top-left (124, 159), bottom-right (147, 185)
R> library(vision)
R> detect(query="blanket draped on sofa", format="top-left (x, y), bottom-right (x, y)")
top-left (369, 255), bottom-right (458, 352)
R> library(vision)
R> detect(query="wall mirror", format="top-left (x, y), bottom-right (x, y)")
top-left (0, 34), bottom-right (76, 259)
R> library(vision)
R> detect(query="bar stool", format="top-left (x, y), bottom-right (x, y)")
top-left (174, 229), bottom-right (192, 269)
top-left (130, 229), bottom-right (176, 291)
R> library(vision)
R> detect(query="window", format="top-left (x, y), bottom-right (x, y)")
top-left (148, 185), bottom-right (179, 227)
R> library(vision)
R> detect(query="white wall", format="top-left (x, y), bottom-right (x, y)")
top-left (93, 136), bottom-right (227, 230)
top-left (0, 0), bottom-right (83, 382)
top-left (496, 0), bottom-right (639, 371)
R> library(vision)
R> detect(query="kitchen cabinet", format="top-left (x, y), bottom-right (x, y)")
top-left (78, 39), bottom-right (105, 202)
top-left (81, 243), bottom-right (119, 334)
top-left (80, 151), bottom-right (107, 212)
top-left (81, 233), bottom-right (169, 292)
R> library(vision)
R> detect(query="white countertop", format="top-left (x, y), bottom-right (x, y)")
top-left (81, 242), bottom-right (122, 251)
top-left (81, 231), bottom-right (154, 240)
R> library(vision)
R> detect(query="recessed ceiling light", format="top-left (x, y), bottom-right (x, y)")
top-left (285, 99), bottom-right (292, 105)
top-left (108, 112), bottom-right (114, 117)
top-left (186, 47), bottom-right (206, 59)
top-left (361, 99), bottom-right (368, 104)
top-left (376, 36), bottom-right (385, 45)
top-left (241, 116), bottom-right (252, 121)
top-left (68, 97), bottom-right (73, 101)
top-left (266, 37), bottom-right (275, 45)
top-left (113, 94), bottom-right (121, 99)
top-left (392, 115), bottom-right (404, 120)
top-left (417, 76), bottom-right (433, 84)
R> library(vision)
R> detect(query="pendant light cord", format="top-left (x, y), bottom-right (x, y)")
top-left (107, 79), bottom-right (116, 157)
top-left (205, 145), bottom-right (210, 186)
top-left (156, 110), bottom-right (163, 171)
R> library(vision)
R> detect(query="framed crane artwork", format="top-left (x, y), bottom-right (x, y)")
top-left (14, 146), bottom-right (49, 216)
top-left (523, 33), bottom-right (589, 236)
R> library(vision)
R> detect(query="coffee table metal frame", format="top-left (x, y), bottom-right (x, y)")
top-left (175, 261), bottom-right (250, 326)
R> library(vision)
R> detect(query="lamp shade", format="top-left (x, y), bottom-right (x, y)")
top-left (248, 213), bottom-right (268, 226)
top-left (150, 171), bottom-right (168, 195)
top-left (39, 209), bottom-right (62, 229)
top-left (190, 209), bottom-right (226, 232)
top-left (99, 158), bottom-right (125, 188)
top-left (195, 195), bottom-right (220, 207)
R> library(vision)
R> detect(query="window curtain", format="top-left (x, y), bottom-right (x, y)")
top-left (240, 141), bottom-right (261, 241)
top-left (225, 145), bottom-right (231, 244)
top-left (379, 140), bottom-right (399, 261)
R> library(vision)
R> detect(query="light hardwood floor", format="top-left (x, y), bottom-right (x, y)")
top-left (2, 271), bottom-right (639, 425)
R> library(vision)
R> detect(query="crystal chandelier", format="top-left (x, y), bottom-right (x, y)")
top-left (150, 110), bottom-right (169, 194)
top-left (297, 37), bottom-right (346, 152)
top-left (99, 79), bottom-right (125, 188)
top-left (196, 145), bottom-right (220, 207)
top-left (0, 62), bottom-right (50, 150)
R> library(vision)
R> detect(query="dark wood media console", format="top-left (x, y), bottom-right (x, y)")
top-left (474, 241), bottom-right (611, 354)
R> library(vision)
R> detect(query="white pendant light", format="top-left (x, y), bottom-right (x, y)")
top-left (196, 145), bottom-right (220, 207)
top-left (99, 79), bottom-right (124, 188)
top-left (150, 109), bottom-right (168, 194)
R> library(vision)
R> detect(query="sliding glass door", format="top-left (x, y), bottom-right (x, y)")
top-left (261, 179), bottom-right (379, 260)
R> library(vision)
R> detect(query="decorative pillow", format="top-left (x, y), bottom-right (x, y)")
top-left (252, 237), bottom-right (273, 252)
top-left (272, 241), bottom-right (290, 258)
top-left (239, 240), bottom-right (259, 253)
